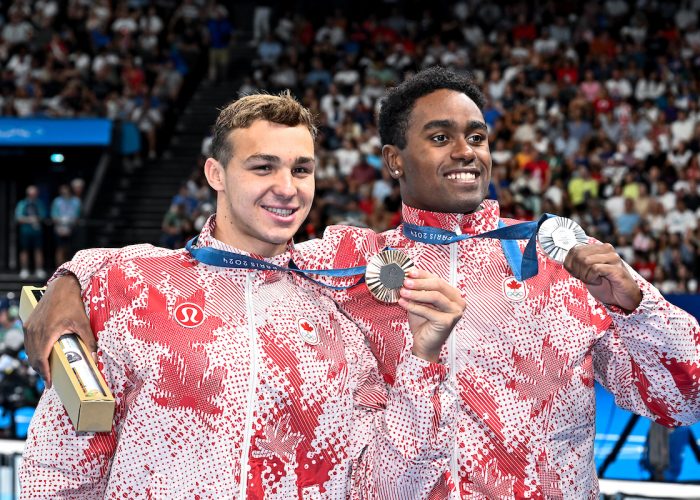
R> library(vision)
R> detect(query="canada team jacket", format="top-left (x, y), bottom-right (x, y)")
top-left (20, 218), bottom-right (457, 499)
top-left (297, 200), bottom-right (700, 499)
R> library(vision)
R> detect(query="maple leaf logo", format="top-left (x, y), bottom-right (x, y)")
top-left (297, 318), bottom-right (319, 345)
top-left (252, 413), bottom-right (304, 464)
top-left (151, 353), bottom-right (224, 425)
top-left (467, 459), bottom-right (515, 499)
top-left (128, 286), bottom-right (225, 426)
top-left (506, 337), bottom-right (574, 417)
top-left (502, 277), bottom-right (528, 301)
top-left (536, 451), bottom-right (564, 499)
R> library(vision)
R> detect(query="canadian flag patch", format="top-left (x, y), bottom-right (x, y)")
top-left (502, 277), bottom-right (528, 302)
top-left (298, 318), bottom-right (320, 345)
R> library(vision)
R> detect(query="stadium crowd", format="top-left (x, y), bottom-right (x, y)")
top-left (1, 0), bottom-right (226, 433)
top-left (165, 0), bottom-right (700, 296)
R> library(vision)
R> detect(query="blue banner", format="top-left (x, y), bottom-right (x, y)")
top-left (0, 118), bottom-right (113, 146)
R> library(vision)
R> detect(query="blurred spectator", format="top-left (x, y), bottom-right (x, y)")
top-left (252, 3), bottom-right (272, 43)
top-left (171, 184), bottom-right (198, 219)
top-left (666, 198), bottom-right (698, 235)
top-left (206, 4), bottom-right (232, 83)
top-left (15, 185), bottom-right (46, 279)
top-left (50, 184), bottom-right (81, 266)
top-left (160, 202), bottom-right (191, 249)
top-left (568, 166), bottom-right (599, 210)
top-left (2, 10), bottom-right (33, 47)
top-left (0, 299), bottom-right (23, 356)
top-left (348, 155), bottom-right (377, 190)
top-left (130, 94), bottom-right (162, 160)
top-left (616, 198), bottom-right (642, 237)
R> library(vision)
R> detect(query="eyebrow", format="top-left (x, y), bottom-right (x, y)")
top-left (245, 154), bottom-right (315, 165)
top-left (422, 119), bottom-right (488, 132)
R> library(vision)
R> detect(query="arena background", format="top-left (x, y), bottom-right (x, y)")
top-left (0, 0), bottom-right (699, 497)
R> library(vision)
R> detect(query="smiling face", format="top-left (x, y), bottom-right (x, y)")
top-left (383, 89), bottom-right (492, 214)
top-left (204, 119), bottom-right (315, 256)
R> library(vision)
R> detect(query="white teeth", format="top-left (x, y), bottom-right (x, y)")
top-left (446, 172), bottom-right (476, 180)
top-left (265, 207), bottom-right (294, 216)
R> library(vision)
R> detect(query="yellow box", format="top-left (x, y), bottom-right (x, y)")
top-left (20, 286), bottom-right (115, 432)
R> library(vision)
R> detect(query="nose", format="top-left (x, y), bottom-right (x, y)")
top-left (272, 170), bottom-right (297, 198)
top-left (451, 136), bottom-right (476, 163)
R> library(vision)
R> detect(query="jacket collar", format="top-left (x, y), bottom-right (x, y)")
top-left (400, 199), bottom-right (501, 236)
top-left (196, 214), bottom-right (294, 267)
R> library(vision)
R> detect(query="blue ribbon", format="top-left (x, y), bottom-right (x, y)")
top-left (185, 237), bottom-right (366, 290)
top-left (402, 213), bottom-right (555, 281)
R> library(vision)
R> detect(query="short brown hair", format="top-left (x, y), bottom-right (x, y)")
top-left (211, 91), bottom-right (317, 167)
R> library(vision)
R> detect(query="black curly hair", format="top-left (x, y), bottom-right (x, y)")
top-left (378, 66), bottom-right (485, 150)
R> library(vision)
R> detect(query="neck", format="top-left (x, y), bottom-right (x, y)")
top-left (404, 203), bottom-right (485, 215)
top-left (212, 226), bottom-right (287, 257)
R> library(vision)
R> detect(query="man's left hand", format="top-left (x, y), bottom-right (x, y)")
top-left (564, 243), bottom-right (642, 313)
top-left (399, 269), bottom-right (466, 363)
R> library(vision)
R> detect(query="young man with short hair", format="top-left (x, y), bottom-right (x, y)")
top-left (20, 92), bottom-right (465, 498)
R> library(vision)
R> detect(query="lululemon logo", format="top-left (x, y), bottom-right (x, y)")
top-left (174, 303), bottom-right (205, 328)
top-left (502, 277), bottom-right (528, 302)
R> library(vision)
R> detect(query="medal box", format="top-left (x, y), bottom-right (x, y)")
top-left (19, 286), bottom-right (115, 432)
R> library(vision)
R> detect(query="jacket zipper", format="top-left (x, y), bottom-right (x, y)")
top-left (239, 272), bottom-right (258, 500)
top-left (449, 227), bottom-right (459, 491)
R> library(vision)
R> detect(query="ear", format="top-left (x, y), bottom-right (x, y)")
top-left (382, 144), bottom-right (403, 179)
top-left (204, 157), bottom-right (225, 191)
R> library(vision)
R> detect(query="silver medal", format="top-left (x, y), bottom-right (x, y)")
top-left (365, 250), bottom-right (415, 303)
top-left (538, 217), bottom-right (588, 263)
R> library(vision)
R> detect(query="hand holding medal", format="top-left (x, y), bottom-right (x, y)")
top-left (366, 250), bottom-right (466, 362)
top-left (539, 217), bottom-right (642, 312)
top-left (537, 217), bottom-right (588, 263)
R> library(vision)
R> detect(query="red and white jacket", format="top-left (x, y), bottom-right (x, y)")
top-left (298, 199), bottom-right (700, 499)
top-left (20, 218), bottom-right (457, 499)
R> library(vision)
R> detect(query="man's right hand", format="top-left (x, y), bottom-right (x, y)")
top-left (24, 274), bottom-right (95, 387)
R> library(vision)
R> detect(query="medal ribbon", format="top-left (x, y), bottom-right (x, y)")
top-left (402, 213), bottom-right (555, 281)
top-left (185, 237), bottom-right (366, 290)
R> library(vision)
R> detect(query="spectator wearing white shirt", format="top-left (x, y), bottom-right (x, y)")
top-left (635, 71), bottom-right (666, 102)
top-left (315, 17), bottom-right (345, 46)
top-left (7, 46), bottom-right (32, 86)
top-left (671, 109), bottom-right (696, 148)
top-left (334, 138), bottom-right (361, 177)
top-left (669, 141), bottom-right (693, 171)
top-left (111, 6), bottom-right (138, 35)
top-left (130, 94), bottom-right (162, 160)
top-left (665, 198), bottom-right (697, 235)
top-left (605, 68), bottom-right (633, 101)
top-left (548, 16), bottom-right (572, 45)
top-left (2, 11), bottom-right (33, 47)
top-left (533, 28), bottom-right (558, 56)
top-left (486, 68), bottom-right (507, 103)
top-left (645, 200), bottom-right (667, 237)
top-left (320, 83), bottom-right (346, 128)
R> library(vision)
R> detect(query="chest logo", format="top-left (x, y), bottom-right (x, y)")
top-left (174, 303), bottom-right (205, 328)
top-left (503, 277), bottom-right (528, 302)
top-left (298, 318), bottom-right (320, 345)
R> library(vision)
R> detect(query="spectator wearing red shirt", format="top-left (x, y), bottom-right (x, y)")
top-left (556, 56), bottom-right (579, 85)
top-left (348, 155), bottom-right (378, 191)
top-left (512, 13), bottom-right (537, 42)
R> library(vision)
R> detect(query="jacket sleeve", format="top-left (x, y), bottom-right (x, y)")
top-left (345, 318), bottom-right (457, 499)
top-left (592, 268), bottom-right (700, 427)
top-left (49, 247), bottom-right (122, 291)
top-left (51, 245), bottom-right (168, 291)
top-left (19, 275), bottom-right (128, 498)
